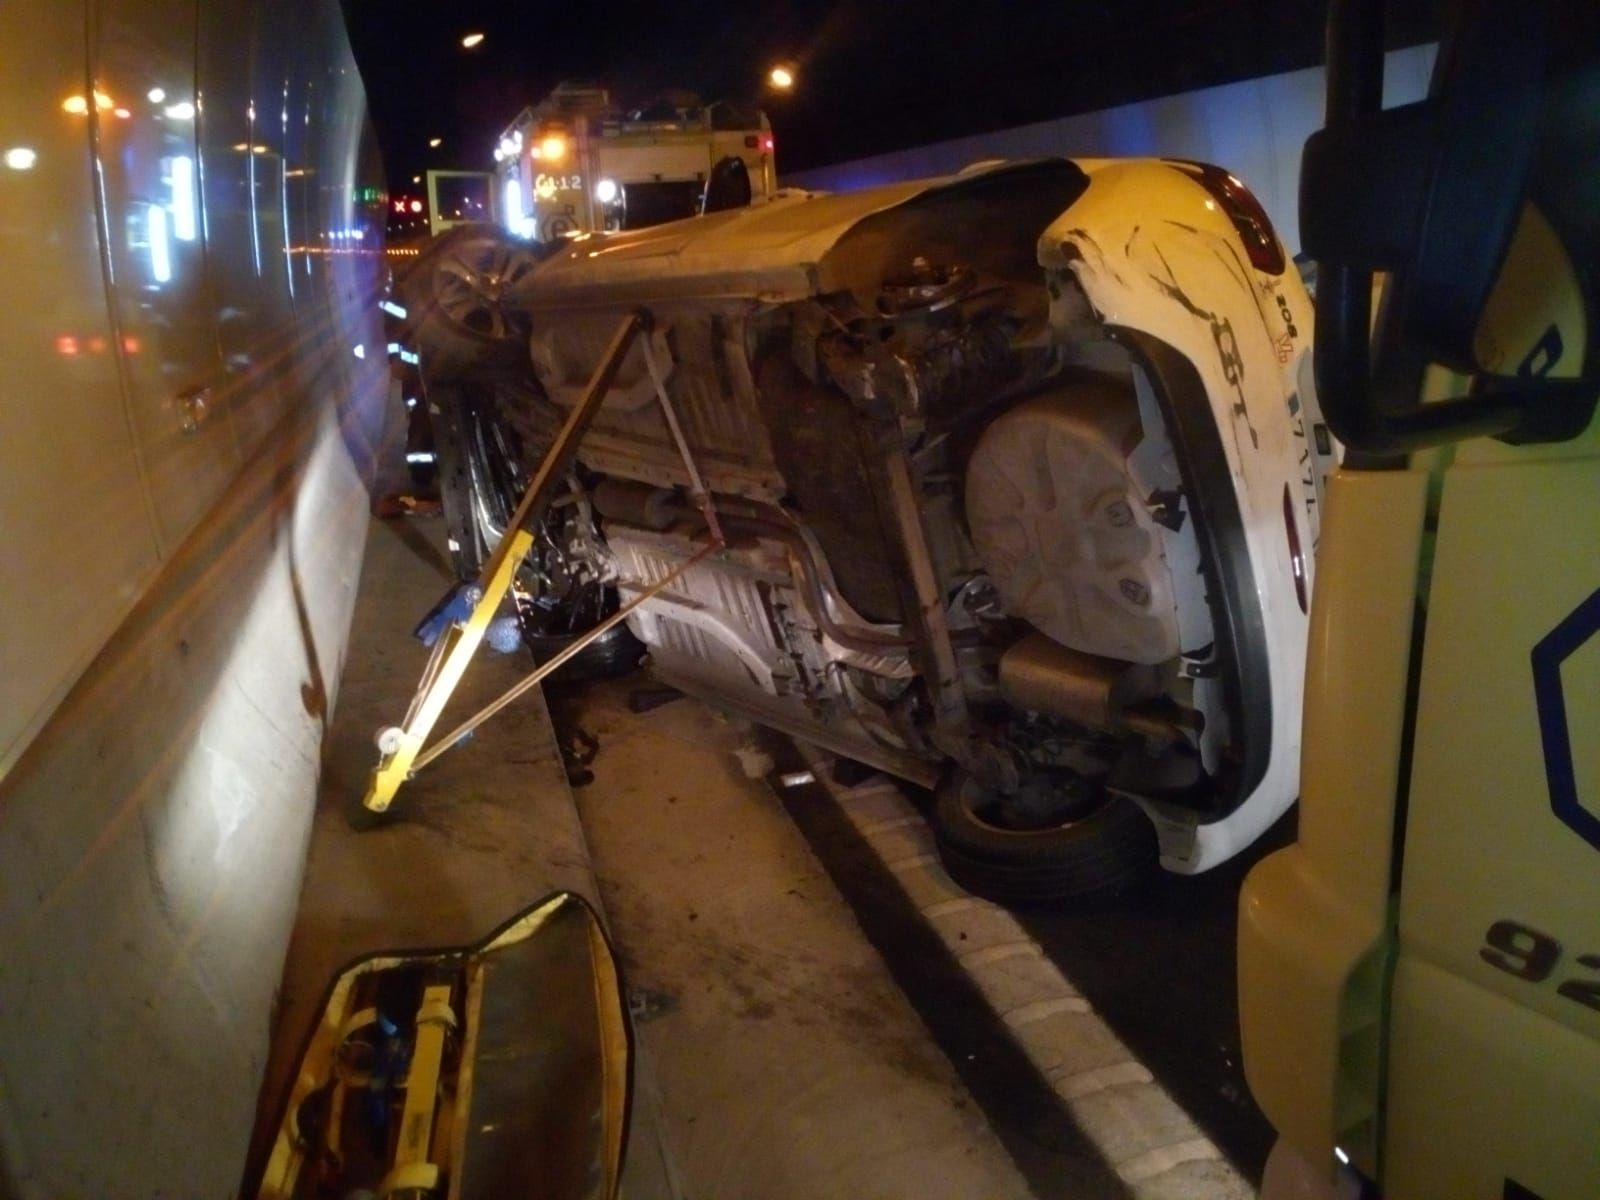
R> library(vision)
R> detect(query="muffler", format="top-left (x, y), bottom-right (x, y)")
top-left (998, 632), bottom-right (1191, 742)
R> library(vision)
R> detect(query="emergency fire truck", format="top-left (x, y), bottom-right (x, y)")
top-left (493, 83), bottom-right (776, 241)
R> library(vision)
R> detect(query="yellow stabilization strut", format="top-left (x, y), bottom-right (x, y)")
top-left (361, 311), bottom-right (647, 815)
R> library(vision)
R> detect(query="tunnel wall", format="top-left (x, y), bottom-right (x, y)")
top-left (0, 1), bottom-right (390, 1194)
top-left (782, 44), bottom-right (1437, 257)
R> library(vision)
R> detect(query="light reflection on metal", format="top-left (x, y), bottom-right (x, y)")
top-left (502, 176), bottom-right (522, 232)
top-left (283, 244), bottom-right (388, 257)
top-left (169, 155), bottom-right (196, 240)
top-left (279, 160), bottom-right (296, 299)
top-left (146, 203), bottom-right (172, 284)
top-left (245, 107), bottom-right (263, 277)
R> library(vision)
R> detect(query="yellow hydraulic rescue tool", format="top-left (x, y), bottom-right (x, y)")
top-left (361, 310), bottom-right (721, 816)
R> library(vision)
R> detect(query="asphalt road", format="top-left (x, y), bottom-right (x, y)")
top-left (547, 674), bottom-right (1290, 1191)
top-left (763, 733), bottom-right (1292, 1191)
top-left (1011, 809), bottom-right (1296, 1180)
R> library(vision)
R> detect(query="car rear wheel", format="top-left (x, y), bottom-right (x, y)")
top-left (930, 767), bottom-right (1157, 904)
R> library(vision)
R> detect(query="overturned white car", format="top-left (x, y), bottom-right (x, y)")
top-left (402, 157), bottom-right (1332, 902)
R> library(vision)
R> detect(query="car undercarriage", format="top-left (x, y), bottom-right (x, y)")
top-left (400, 157), bottom-right (1327, 902)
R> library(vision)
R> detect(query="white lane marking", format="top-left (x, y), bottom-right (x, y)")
top-left (885, 852), bottom-right (939, 872)
top-left (920, 896), bottom-right (983, 920)
top-left (958, 940), bottom-right (1043, 968)
top-left (1051, 1060), bottom-right (1154, 1100)
top-left (1117, 1137), bottom-right (1221, 1183)
top-left (1003, 995), bottom-right (1092, 1024)
top-left (859, 814), bottom-right (926, 837)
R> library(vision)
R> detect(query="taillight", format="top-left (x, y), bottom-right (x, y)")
top-left (762, 135), bottom-right (774, 154)
top-left (1171, 159), bottom-right (1285, 276)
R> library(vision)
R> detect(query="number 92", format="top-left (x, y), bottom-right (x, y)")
top-left (1480, 919), bottom-right (1600, 1013)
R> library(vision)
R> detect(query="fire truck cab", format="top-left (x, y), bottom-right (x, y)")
top-left (494, 83), bottom-right (776, 241)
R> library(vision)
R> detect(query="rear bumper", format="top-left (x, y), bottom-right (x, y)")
top-left (1114, 327), bottom-right (1301, 871)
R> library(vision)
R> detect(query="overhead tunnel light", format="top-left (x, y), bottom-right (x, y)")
top-left (3, 146), bottom-right (38, 170)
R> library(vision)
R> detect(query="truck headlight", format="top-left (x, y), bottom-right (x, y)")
top-left (595, 177), bottom-right (618, 205)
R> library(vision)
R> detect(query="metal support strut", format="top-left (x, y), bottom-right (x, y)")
top-left (361, 311), bottom-right (652, 815)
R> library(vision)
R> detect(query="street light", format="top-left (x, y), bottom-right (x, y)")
top-left (428, 137), bottom-right (442, 149)
top-left (461, 32), bottom-right (485, 49)
top-left (768, 65), bottom-right (795, 90)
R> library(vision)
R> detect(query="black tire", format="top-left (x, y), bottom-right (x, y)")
top-left (522, 623), bottom-right (646, 686)
top-left (931, 768), bottom-right (1157, 905)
